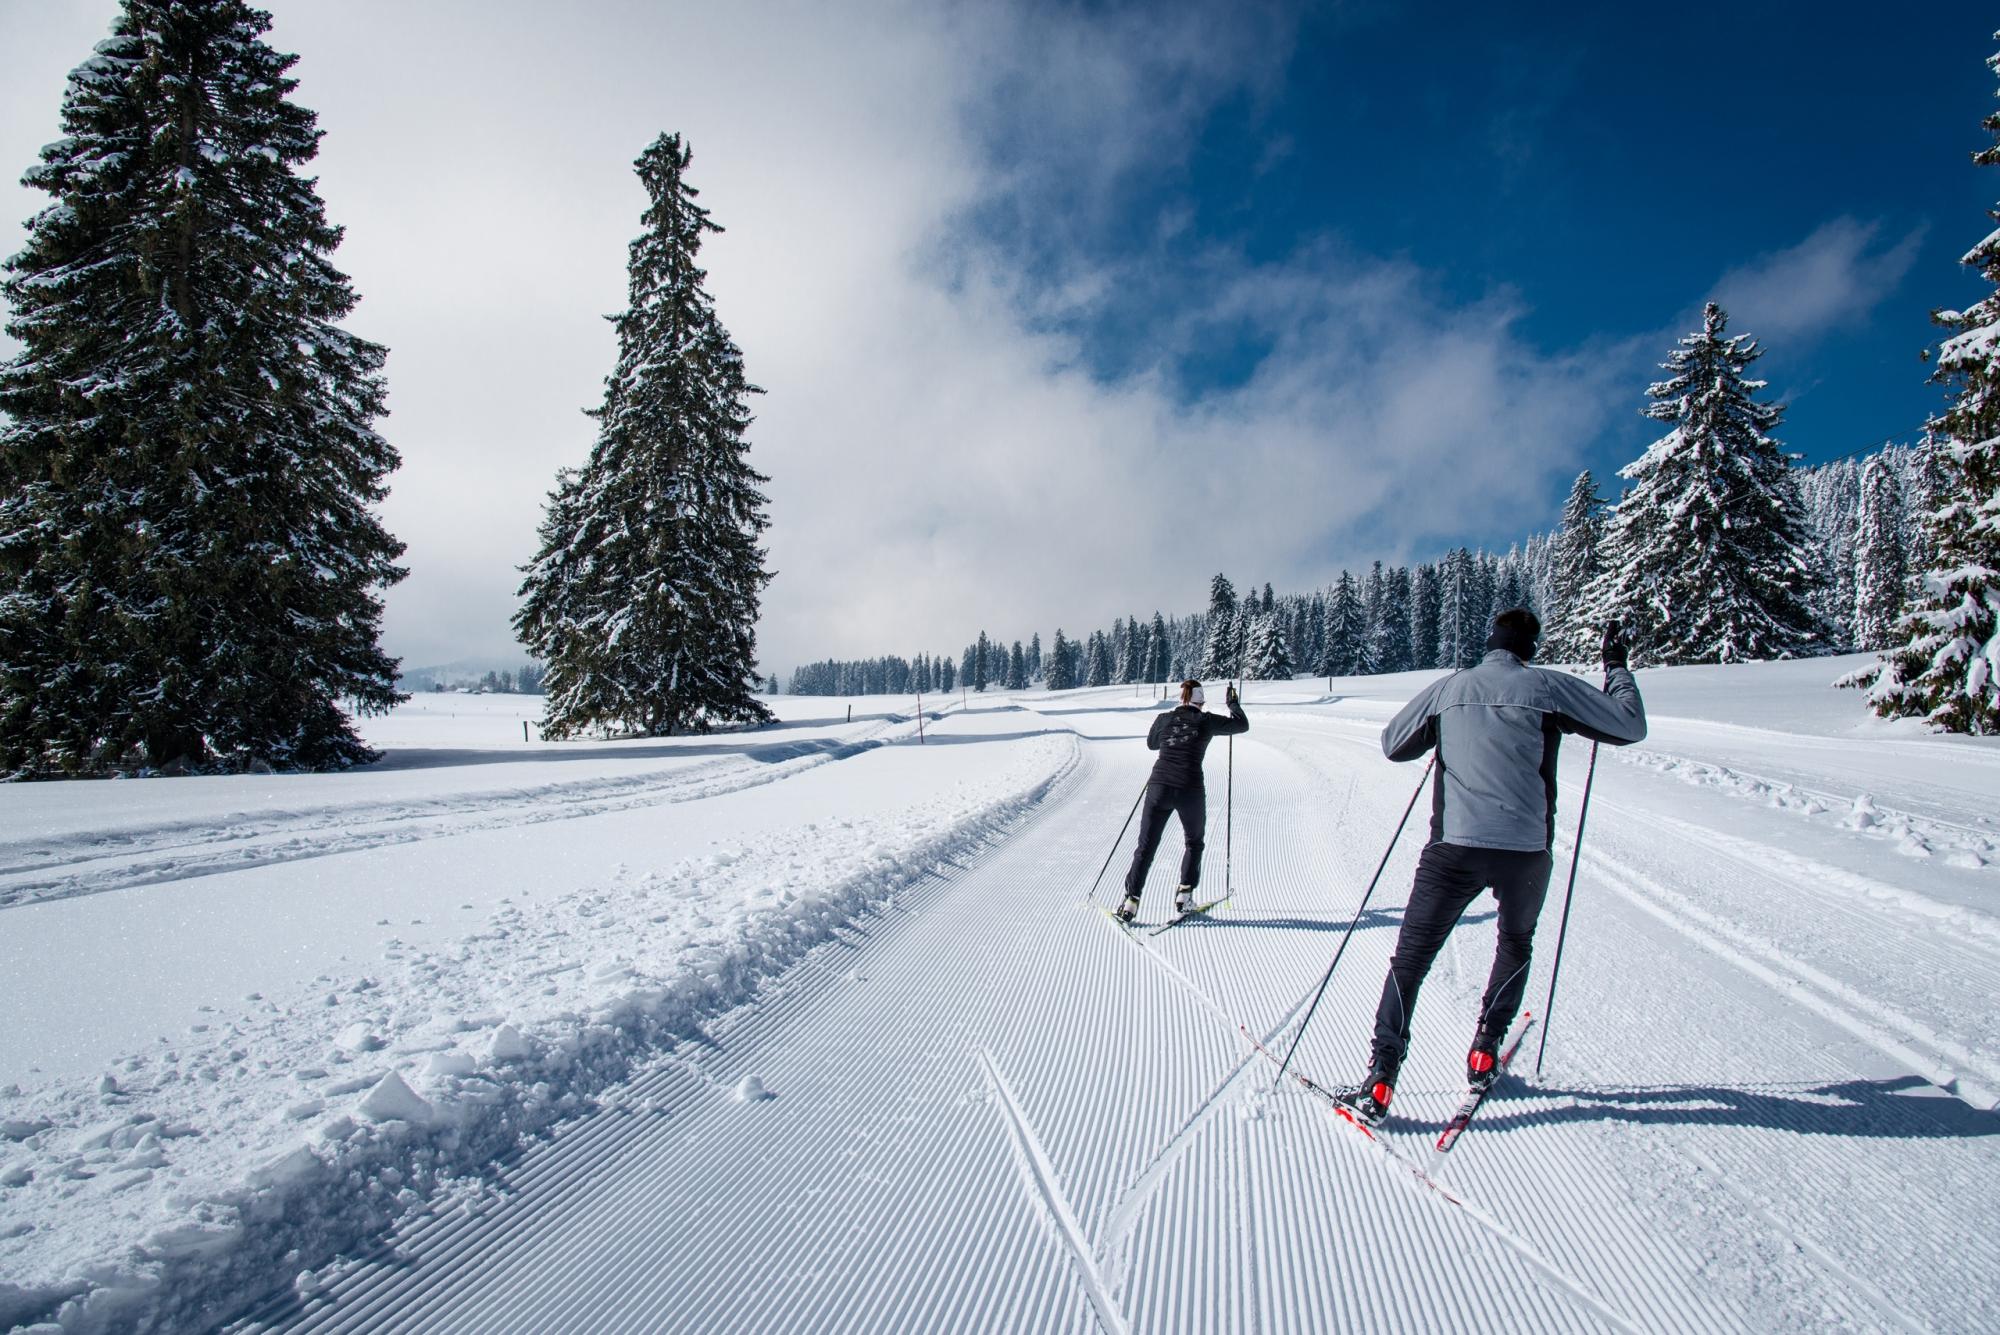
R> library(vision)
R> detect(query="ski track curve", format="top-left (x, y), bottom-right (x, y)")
top-left (215, 700), bottom-right (2000, 1333)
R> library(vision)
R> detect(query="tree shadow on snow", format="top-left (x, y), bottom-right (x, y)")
top-left (1479, 1073), bottom-right (2000, 1142)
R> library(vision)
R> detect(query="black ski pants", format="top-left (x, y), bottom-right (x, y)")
top-left (1123, 781), bottom-right (1205, 898)
top-left (1370, 841), bottom-right (1553, 1069)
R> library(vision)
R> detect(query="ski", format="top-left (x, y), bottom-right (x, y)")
top-left (1431, 1011), bottom-right (1536, 1161)
top-left (1097, 904), bottom-right (1142, 936)
top-left (1232, 1023), bottom-right (1465, 1206)
top-left (1145, 896), bottom-right (1230, 936)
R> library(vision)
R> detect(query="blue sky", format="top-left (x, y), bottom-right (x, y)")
top-left (972, 2), bottom-right (1992, 541)
top-left (2, 1), bottom-right (1996, 668)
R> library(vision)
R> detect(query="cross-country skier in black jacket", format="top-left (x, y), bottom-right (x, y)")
top-left (1114, 680), bottom-right (1249, 923)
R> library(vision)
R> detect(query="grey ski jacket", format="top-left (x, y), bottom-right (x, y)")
top-left (1380, 650), bottom-right (1647, 852)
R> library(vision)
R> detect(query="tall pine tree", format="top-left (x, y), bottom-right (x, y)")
top-left (1860, 41), bottom-right (2000, 731)
top-left (1375, 565), bottom-right (1414, 672)
top-left (1437, 548), bottom-right (1483, 668)
top-left (1200, 573), bottom-right (1239, 678)
top-left (516, 135), bottom-right (772, 737)
top-left (1320, 571), bottom-right (1366, 676)
top-left (1541, 471), bottom-right (1606, 662)
top-left (1410, 563), bottom-right (1441, 672)
top-left (1852, 455), bottom-right (1907, 652)
top-left (1244, 610), bottom-right (1295, 680)
top-left (1583, 303), bottom-right (1820, 664)
top-left (0, 0), bottom-right (406, 776)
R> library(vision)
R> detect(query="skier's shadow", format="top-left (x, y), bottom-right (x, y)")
top-left (1175, 907), bottom-right (1412, 933)
top-left (1180, 907), bottom-right (1495, 933)
top-left (1481, 1073), bottom-right (2000, 1142)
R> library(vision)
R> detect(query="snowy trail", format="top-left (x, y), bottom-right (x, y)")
top-left (226, 696), bottom-right (2000, 1333)
top-left (0, 714), bottom-right (923, 909)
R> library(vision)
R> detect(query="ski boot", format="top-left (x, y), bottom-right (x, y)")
top-left (1114, 893), bottom-right (1141, 924)
top-left (1332, 1052), bottom-right (1399, 1128)
top-left (1173, 885), bottom-right (1197, 915)
top-left (1467, 1029), bottom-right (1504, 1095)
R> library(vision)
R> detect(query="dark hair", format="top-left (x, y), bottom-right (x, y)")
top-left (1487, 607), bottom-right (1541, 660)
top-left (1179, 679), bottom-right (1200, 703)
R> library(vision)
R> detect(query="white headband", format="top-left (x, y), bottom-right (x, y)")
top-left (1187, 684), bottom-right (1205, 705)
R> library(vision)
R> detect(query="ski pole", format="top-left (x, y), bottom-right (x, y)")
top-left (1535, 741), bottom-right (1598, 1080)
top-left (1225, 700), bottom-right (1235, 899)
top-left (1274, 755), bottom-right (1435, 1085)
top-left (1087, 781), bottom-right (1150, 905)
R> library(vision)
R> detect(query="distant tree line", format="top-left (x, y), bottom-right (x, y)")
top-left (400, 663), bottom-right (549, 695)
top-left (786, 304), bottom-right (1965, 701)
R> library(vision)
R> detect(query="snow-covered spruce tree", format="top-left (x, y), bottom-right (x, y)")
top-left (1376, 565), bottom-right (1414, 672)
top-left (1540, 470), bottom-right (1606, 661)
top-left (1027, 632), bottom-right (1042, 681)
top-left (1357, 562), bottom-right (1388, 674)
top-left (1583, 303), bottom-right (1820, 664)
top-left (0, 1), bottom-right (406, 776)
top-left (1043, 631), bottom-right (1071, 690)
top-left (1147, 612), bottom-right (1171, 683)
top-left (1200, 573), bottom-right (1239, 678)
top-left (1437, 547), bottom-right (1483, 668)
top-left (1319, 571), bottom-right (1366, 676)
top-left (1409, 563), bottom-right (1441, 671)
top-left (516, 134), bottom-right (771, 738)
top-left (1085, 631), bottom-right (1112, 688)
top-left (1859, 52), bottom-right (2000, 730)
top-left (1902, 437), bottom-right (1950, 588)
top-left (1243, 610), bottom-right (1294, 680)
top-left (1852, 455), bottom-right (1907, 652)
top-left (1005, 640), bottom-right (1026, 691)
top-left (1800, 456), bottom-right (1862, 648)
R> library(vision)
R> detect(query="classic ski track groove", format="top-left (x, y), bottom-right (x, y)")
top-left (220, 698), bottom-right (2000, 1333)
top-left (237, 744), bottom-right (1095, 1335)
top-left (0, 715), bottom-right (922, 908)
top-left (1108, 910), bottom-right (1649, 1335)
top-left (1581, 803), bottom-right (2000, 1108)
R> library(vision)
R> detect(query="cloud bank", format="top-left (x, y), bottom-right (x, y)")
top-left (0, 1), bottom-right (1926, 674)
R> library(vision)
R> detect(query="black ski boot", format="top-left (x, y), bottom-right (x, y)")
top-left (1114, 893), bottom-right (1141, 924)
top-left (1332, 1051), bottom-right (1400, 1128)
top-left (1467, 1028), bottom-right (1503, 1094)
top-left (1173, 885), bottom-right (1197, 915)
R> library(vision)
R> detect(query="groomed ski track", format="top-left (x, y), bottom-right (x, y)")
top-left (235, 690), bottom-right (1999, 1334)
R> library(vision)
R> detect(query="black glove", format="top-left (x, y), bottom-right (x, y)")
top-left (1601, 622), bottom-right (1629, 671)
top-left (1225, 685), bottom-right (1240, 707)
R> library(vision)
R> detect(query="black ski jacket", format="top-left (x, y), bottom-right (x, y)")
top-left (1145, 700), bottom-right (1248, 789)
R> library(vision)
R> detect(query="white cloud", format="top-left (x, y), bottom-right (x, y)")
top-left (0, 1), bottom-right (1817, 678)
top-left (1711, 217), bottom-right (1924, 344)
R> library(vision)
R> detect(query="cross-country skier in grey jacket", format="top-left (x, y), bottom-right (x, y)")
top-left (1113, 680), bottom-right (1248, 923)
top-left (1333, 608), bottom-right (1645, 1126)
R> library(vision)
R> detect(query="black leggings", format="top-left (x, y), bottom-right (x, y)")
top-left (1123, 782), bottom-right (1206, 898)
top-left (1370, 841), bottom-right (1553, 1065)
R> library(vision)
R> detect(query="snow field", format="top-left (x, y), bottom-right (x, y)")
top-left (223, 679), bottom-right (1998, 1332)
top-left (0, 702), bottom-right (1073, 1333)
top-left (3, 666), bottom-right (1997, 1332)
